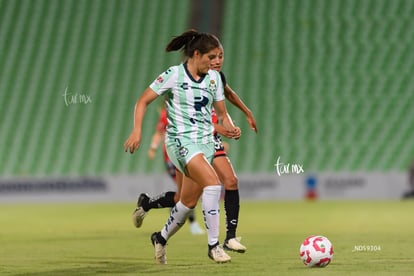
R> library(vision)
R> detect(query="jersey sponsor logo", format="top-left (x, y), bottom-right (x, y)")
top-left (191, 86), bottom-right (210, 92)
top-left (189, 96), bottom-right (210, 125)
top-left (180, 82), bottom-right (189, 90)
top-left (179, 82), bottom-right (210, 93)
top-left (194, 96), bottom-right (209, 112)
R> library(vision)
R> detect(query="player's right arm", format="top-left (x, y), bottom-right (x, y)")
top-left (124, 88), bottom-right (159, 154)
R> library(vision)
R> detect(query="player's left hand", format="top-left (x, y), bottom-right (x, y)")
top-left (232, 126), bottom-right (241, 140)
top-left (246, 114), bottom-right (258, 133)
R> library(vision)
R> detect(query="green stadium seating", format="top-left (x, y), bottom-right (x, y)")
top-left (0, 0), bottom-right (190, 176)
top-left (221, 0), bottom-right (414, 173)
top-left (0, 0), bottom-right (413, 176)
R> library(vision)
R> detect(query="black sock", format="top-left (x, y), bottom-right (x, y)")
top-left (145, 191), bottom-right (176, 211)
top-left (188, 209), bottom-right (195, 223)
top-left (156, 232), bottom-right (167, 246)
top-left (208, 241), bottom-right (219, 251)
top-left (224, 189), bottom-right (240, 240)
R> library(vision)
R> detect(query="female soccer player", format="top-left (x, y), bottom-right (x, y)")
top-left (124, 30), bottom-right (240, 264)
top-left (210, 45), bottom-right (258, 252)
top-left (133, 44), bottom-right (258, 253)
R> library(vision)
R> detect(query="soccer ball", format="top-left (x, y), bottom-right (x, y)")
top-left (299, 235), bottom-right (334, 267)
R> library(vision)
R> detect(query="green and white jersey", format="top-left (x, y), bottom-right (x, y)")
top-left (150, 63), bottom-right (224, 145)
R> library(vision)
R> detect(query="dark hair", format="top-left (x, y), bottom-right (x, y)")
top-left (166, 29), bottom-right (220, 58)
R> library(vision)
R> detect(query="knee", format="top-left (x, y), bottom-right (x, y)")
top-left (181, 199), bottom-right (197, 209)
top-left (173, 192), bottom-right (180, 204)
top-left (223, 175), bottom-right (238, 190)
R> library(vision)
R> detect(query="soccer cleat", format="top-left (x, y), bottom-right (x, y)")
top-left (189, 221), bottom-right (205, 235)
top-left (137, 193), bottom-right (150, 209)
top-left (132, 207), bottom-right (146, 228)
top-left (151, 232), bottom-right (167, 264)
top-left (224, 237), bottom-right (247, 253)
top-left (208, 244), bottom-right (231, 263)
top-left (132, 193), bottom-right (150, 228)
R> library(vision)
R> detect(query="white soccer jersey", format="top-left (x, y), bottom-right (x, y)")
top-left (150, 63), bottom-right (224, 145)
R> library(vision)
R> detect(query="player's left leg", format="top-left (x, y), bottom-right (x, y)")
top-left (132, 163), bottom-right (180, 228)
top-left (141, 163), bottom-right (179, 211)
top-left (132, 191), bottom-right (176, 228)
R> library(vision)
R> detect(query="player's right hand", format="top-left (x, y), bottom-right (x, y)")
top-left (124, 130), bottom-right (141, 154)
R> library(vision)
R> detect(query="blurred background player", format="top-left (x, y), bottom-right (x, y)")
top-left (132, 43), bottom-right (258, 253)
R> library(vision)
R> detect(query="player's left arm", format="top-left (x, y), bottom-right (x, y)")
top-left (214, 122), bottom-right (235, 138)
top-left (224, 84), bottom-right (258, 133)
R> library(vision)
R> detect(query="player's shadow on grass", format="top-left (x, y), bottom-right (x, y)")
top-left (13, 258), bottom-right (158, 276)
top-left (13, 257), bottom-right (217, 276)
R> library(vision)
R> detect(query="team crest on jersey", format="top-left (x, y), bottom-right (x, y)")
top-left (209, 80), bottom-right (217, 92)
top-left (178, 146), bottom-right (189, 157)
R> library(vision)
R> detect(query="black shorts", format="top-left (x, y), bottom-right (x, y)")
top-left (214, 134), bottom-right (227, 158)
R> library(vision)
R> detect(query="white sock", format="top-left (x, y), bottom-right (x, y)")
top-left (202, 185), bottom-right (221, 246)
top-left (160, 201), bottom-right (191, 241)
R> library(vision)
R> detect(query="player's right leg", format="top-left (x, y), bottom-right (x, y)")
top-left (152, 143), bottom-right (229, 263)
top-left (151, 231), bottom-right (167, 264)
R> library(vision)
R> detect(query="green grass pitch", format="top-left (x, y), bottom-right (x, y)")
top-left (1, 200), bottom-right (413, 275)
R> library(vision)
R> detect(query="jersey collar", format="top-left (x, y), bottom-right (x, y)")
top-left (183, 62), bottom-right (206, 83)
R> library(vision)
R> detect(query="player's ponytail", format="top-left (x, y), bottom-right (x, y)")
top-left (166, 29), bottom-right (198, 52)
top-left (165, 29), bottom-right (220, 58)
